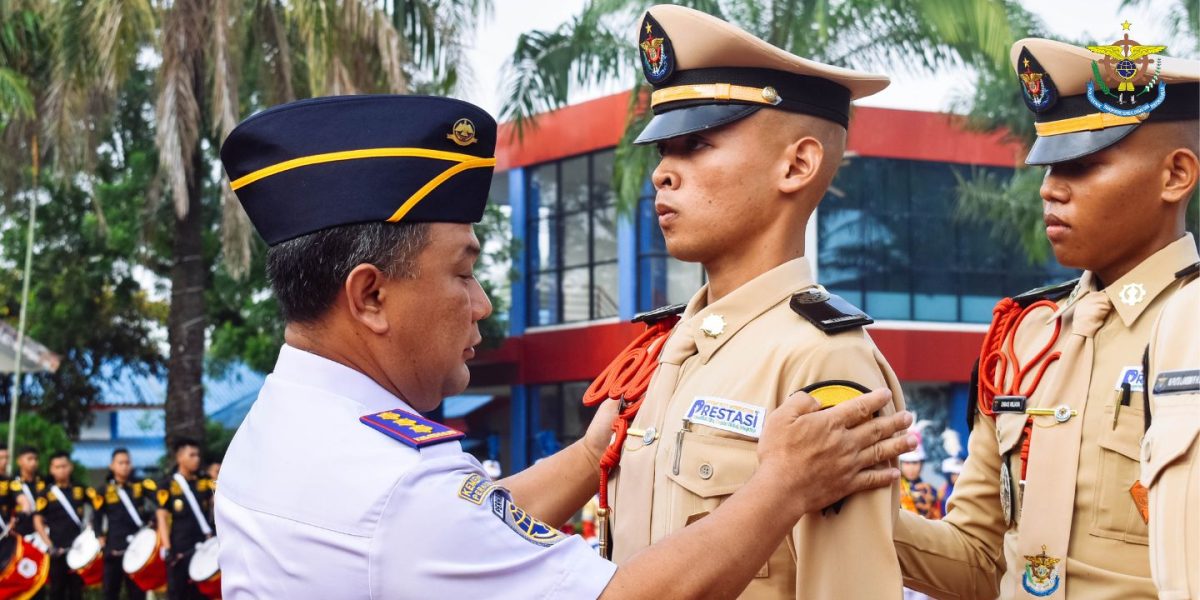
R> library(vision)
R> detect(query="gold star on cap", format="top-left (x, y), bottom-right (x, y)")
top-left (699, 314), bottom-right (727, 338)
top-left (1121, 19), bottom-right (1132, 31)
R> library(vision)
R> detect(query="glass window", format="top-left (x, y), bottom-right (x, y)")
top-left (818, 157), bottom-right (1072, 323)
top-left (637, 195), bottom-right (705, 311)
top-left (525, 150), bottom-right (622, 325)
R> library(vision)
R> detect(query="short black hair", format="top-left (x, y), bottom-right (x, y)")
top-left (172, 437), bottom-right (200, 455)
top-left (16, 446), bottom-right (37, 458)
top-left (111, 447), bottom-right (130, 460)
top-left (266, 222), bottom-right (430, 323)
top-left (48, 451), bottom-right (71, 464)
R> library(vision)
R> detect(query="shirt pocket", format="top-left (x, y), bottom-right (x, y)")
top-left (1090, 401), bottom-right (1149, 545)
top-left (1140, 397), bottom-right (1200, 596)
top-left (665, 428), bottom-right (758, 529)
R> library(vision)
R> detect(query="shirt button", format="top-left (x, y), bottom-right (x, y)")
top-left (698, 463), bottom-right (713, 480)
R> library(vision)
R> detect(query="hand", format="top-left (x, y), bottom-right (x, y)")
top-left (755, 388), bottom-right (915, 521)
top-left (98, 536), bottom-right (106, 549)
top-left (580, 398), bottom-right (620, 466)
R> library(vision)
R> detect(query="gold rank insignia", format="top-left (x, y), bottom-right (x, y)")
top-left (800, 380), bottom-right (871, 409)
top-left (447, 118), bottom-right (478, 147)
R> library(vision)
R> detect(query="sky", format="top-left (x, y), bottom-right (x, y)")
top-left (460, 0), bottom-right (1185, 118)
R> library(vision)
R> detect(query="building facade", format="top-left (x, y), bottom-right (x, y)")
top-left (462, 91), bottom-right (1071, 477)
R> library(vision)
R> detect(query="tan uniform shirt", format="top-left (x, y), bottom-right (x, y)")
top-left (1143, 271), bottom-right (1200, 600)
top-left (609, 257), bottom-right (906, 599)
top-left (895, 234), bottom-right (1199, 599)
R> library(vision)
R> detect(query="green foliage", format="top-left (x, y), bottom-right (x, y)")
top-left (475, 203), bottom-right (519, 347)
top-left (205, 419), bottom-right (235, 465)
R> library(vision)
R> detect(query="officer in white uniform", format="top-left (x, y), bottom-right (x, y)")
top-left (214, 95), bottom-right (918, 599)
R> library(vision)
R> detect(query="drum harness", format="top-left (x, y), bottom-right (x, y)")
top-left (172, 473), bottom-right (213, 545)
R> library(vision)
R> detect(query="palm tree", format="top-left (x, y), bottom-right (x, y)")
top-left (500, 0), bottom-right (1030, 212)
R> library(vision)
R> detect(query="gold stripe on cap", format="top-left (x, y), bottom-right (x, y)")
top-left (386, 158), bottom-right (496, 223)
top-left (651, 83), bottom-right (781, 109)
top-left (1034, 112), bottom-right (1147, 137)
top-left (229, 147), bottom-right (492, 191)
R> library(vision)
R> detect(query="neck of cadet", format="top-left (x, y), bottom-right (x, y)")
top-left (704, 207), bottom-right (814, 304)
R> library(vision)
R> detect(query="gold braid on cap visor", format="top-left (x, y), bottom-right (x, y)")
top-left (650, 83), bottom-right (784, 109)
top-left (1034, 112), bottom-right (1147, 136)
top-left (228, 147), bottom-right (496, 223)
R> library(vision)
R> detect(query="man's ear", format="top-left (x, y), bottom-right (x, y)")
top-left (779, 136), bottom-right (825, 195)
top-left (1162, 148), bottom-right (1200, 205)
top-left (344, 264), bottom-right (390, 334)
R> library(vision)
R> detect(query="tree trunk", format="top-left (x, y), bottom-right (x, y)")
top-left (164, 52), bottom-right (209, 453)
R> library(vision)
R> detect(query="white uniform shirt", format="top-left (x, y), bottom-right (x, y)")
top-left (216, 345), bottom-right (617, 599)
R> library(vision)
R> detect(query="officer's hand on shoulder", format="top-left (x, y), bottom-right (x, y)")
top-left (756, 389), bottom-right (914, 520)
top-left (581, 398), bottom-right (620, 464)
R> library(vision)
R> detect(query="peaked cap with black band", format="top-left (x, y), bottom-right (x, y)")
top-left (220, 95), bottom-right (497, 246)
top-left (633, 4), bottom-right (889, 144)
top-left (1012, 36), bottom-right (1200, 165)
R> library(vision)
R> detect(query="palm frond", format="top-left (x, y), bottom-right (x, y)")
top-left (0, 67), bottom-right (34, 121)
top-left (155, 0), bottom-right (204, 219)
top-left (954, 167), bottom-right (1050, 264)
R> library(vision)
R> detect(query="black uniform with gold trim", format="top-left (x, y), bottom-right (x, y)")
top-left (38, 482), bottom-right (94, 600)
top-left (94, 478), bottom-right (156, 600)
top-left (0, 479), bottom-right (13, 526)
top-left (12, 475), bottom-right (46, 536)
top-left (157, 472), bottom-right (214, 600)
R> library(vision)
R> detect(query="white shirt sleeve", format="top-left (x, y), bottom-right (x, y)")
top-left (369, 447), bottom-right (617, 600)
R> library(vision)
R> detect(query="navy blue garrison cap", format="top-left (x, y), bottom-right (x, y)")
top-left (220, 95), bottom-right (497, 246)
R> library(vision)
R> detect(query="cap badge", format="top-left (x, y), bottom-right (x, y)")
top-left (1087, 22), bottom-right (1167, 117)
top-left (1016, 47), bottom-right (1058, 113)
top-left (448, 118), bottom-right (478, 147)
top-left (640, 13), bottom-right (675, 84)
top-left (1021, 545), bottom-right (1062, 596)
top-left (1118, 282), bottom-right (1146, 306)
top-left (699, 314), bottom-right (726, 338)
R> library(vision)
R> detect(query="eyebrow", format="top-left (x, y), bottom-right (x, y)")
top-left (461, 242), bottom-right (481, 260)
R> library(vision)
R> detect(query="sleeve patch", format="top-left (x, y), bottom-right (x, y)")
top-left (360, 408), bottom-right (464, 449)
top-left (799, 380), bottom-right (870, 409)
top-left (458, 474), bottom-right (494, 505)
top-left (487, 487), bottom-right (567, 547)
top-left (157, 489), bottom-right (170, 507)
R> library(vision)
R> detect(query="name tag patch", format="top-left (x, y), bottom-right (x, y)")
top-left (993, 395), bottom-right (1027, 413)
top-left (1153, 369), bottom-right (1200, 396)
top-left (686, 397), bottom-right (765, 439)
top-left (1113, 366), bottom-right (1145, 392)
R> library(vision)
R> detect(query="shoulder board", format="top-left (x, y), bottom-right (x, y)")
top-left (1174, 261), bottom-right (1200, 281)
top-left (631, 303), bottom-right (686, 325)
top-left (790, 288), bottom-right (873, 333)
top-left (360, 408), bottom-right (464, 449)
top-left (1012, 278), bottom-right (1079, 307)
top-left (142, 478), bottom-right (157, 491)
top-left (799, 380), bottom-right (870, 409)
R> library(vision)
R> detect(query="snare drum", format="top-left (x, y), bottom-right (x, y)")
top-left (66, 529), bottom-right (104, 587)
top-left (0, 534), bottom-right (50, 599)
top-left (188, 537), bottom-right (221, 598)
top-left (122, 528), bottom-right (167, 592)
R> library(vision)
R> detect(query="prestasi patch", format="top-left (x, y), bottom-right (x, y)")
top-left (360, 408), bottom-right (464, 449)
top-left (458, 474), bottom-right (494, 505)
top-left (685, 396), bottom-right (765, 439)
top-left (639, 12), bottom-right (674, 84)
top-left (1153, 369), bottom-right (1200, 396)
top-left (1016, 47), bottom-right (1058, 113)
top-left (1113, 366), bottom-right (1145, 392)
top-left (800, 380), bottom-right (870, 409)
top-left (1022, 545), bottom-right (1062, 597)
top-left (489, 488), bottom-right (567, 547)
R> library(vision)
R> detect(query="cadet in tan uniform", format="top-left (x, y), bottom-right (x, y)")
top-left (1143, 265), bottom-right (1199, 599)
top-left (893, 34), bottom-right (1200, 599)
top-left (590, 6), bottom-right (907, 598)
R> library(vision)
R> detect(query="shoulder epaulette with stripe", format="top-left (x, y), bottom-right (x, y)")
top-left (790, 286), bottom-right (873, 333)
top-left (1012, 278), bottom-right (1079, 307)
top-left (632, 303), bottom-right (686, 325)
top-left (1174, 261), bottom-right (1199, 281)
top-left (360, 408), bottom-right (464, 449)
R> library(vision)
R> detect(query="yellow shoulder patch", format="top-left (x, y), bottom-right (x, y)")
top-left (142, 479), bottom-right (157, 491)
top-left (157, 489), bottom-right (170, 507)
top-left (36, 497), bottom-right (46, 512)
top-left (73, 487), bottom-right (84, 500)
top-left (799, 380), bottom-right (871, 409)
top-left (35, 481), bottom-right (44, 492)
top-left (91, 495), bottom-right (103, 510)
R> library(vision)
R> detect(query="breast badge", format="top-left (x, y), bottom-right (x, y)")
top-left (1022, 545), bottom-right (1062, 597)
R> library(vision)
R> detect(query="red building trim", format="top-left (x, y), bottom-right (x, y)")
top-left (496, 91), bottom-right (1024, 171)
top-left (472, 323), bottom-right (982, 387)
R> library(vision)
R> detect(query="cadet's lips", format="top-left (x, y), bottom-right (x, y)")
top-left (1044, 214), bottom-right (1069, 241)
top-left (655, 201), bottom-right (678, 226)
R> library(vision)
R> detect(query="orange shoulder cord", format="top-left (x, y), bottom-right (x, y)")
top-left (581, 317), bottom-right (678, 557)
top-left (977, 297), bottom-right (1063, 479)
